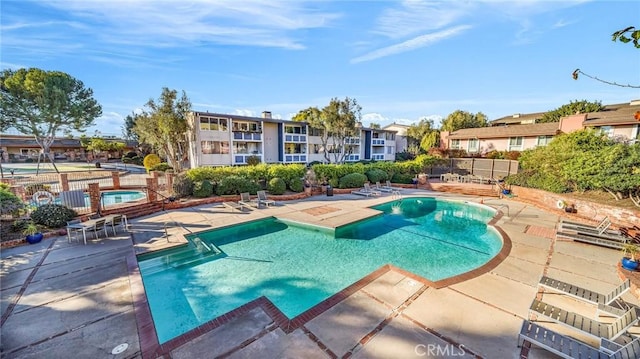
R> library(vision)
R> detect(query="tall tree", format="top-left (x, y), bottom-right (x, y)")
top-left (293, 97), bottom-right (361, 163)
top-left (122, 112), bottom-right (141, 141)
top-left (0, 68), bottom-right (102, 173)
top-left (539, 100), bottom-right (603, 123)
top-left (133, 88), bottom-right (191, 172)
top-left (407, 117), bottom-right (439, 152)
top-left (440, 110), bottom-right (487, 132)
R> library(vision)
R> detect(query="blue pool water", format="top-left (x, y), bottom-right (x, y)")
top-left (138, 197), bottom-right (502, 343)
top-left (34, 190), bottom-right (145, 207)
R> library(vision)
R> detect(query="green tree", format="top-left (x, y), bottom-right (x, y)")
top-left (407, 117), bottom-right (439, 152)
top-left (440, 110), bottom-right (487, 132)
top-left (133, 88), bottom-right (191, 172)
top-left (293, 97), bottom-right (361, 163)
top-left (369, 122), bottom-right (381, 129)
top-left (122, 112), bottom-right (141, 141)
top-left (612, 26), bottom-right (640, 48)
top-left (539, 100), bottom-right (603, 123)
top-left (0, 68), bottom-right (102, 173)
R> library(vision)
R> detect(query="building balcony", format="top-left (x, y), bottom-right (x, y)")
top-left (233, 153), bottom-right (262, 164)
top-left (284, 154), bottom-right (307, 163)
top-left (371, 138), bottom-right (385, 146)
top-left (371, 154), bottom-right (385, 160)
top-left (233, 132), bottom-right (262, 141)
top-left (344, 138), bottom-right (360, 145)
top-left (284, 134), bottom-right (306, 142)
top-left (345, 154), bottom-right (360, 162)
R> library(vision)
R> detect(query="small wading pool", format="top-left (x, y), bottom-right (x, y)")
top-left (33, 190), bottom-right (146, 207)
top-left (138, 197), bottom-right (503, 343)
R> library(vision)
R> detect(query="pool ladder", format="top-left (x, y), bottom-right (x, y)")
top-left (493, 204), bottom-right (510, 217)
top-left (392, 190), bottom-right (402, 200)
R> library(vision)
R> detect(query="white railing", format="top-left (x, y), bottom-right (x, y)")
top-left (372, 139), bottom-right (385, 146)
top-left (233, 154), bottom-right (262, 164)
top-left (284, 134), bottom-right (306, 142)
top-left (371, 154), bottom-right (385, 160)
top-left (284, 154), bottom-right (307, 163)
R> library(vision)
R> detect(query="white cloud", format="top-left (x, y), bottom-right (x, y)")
top-left (362, 112), bottom-right (388, 126)
top-left (234, 109), bottom-right (255, 117)
top-left (352, 25), bottom-right (471, 63)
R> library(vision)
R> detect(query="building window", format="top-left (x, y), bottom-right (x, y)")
top-left (311, 144), bottom-right (323, 154)
top-left (468, 139), bottom-right (479, 152)
top-left (233, 121), bottom-right (260, 132)
top-left (386, 146), bottom-right (393, 154)
top-left (201, 141), bottom-right (229, 154)
top-left (199, 117), bottom-right (228, 131)
top-left (537, 135), bottom-right (553, 146)
top-left (285, 125), bottom-right (306, 134)
top-left (508, 137), bottom-right (523, 151)
top-left (385, 133), bottom-right (395, 140)
top-left (285, 143), bottom-right (303, 154)
top-left (599, 126), bottom-right (614, 137)
top-left (450, 139), bottom-right (461, 149)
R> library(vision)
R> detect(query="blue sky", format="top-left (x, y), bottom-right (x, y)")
top-left (2, 0), bottom-right (639, 136)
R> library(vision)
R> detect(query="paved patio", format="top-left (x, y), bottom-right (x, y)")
top-left (2, 189), bottom-right (638, 358)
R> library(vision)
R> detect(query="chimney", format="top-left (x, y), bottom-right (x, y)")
top-left (261, 111), bottom-right (272, 119)
top-left (630, 99), bottom-right (640, 106)
top-left (512, 113), bottom-right (520, 118)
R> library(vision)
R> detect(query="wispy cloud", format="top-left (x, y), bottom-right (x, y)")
top-left (351, 25), bottom-right (471, 63)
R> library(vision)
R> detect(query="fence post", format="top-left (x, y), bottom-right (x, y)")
top-left (146, 177), bottom-right (158, 202)
top-left (165, 172), bottom-right (174, 194)
top-left (88, 183), bottom-right (101, 214)
top-left (59, 173), bottom-right (70, 192)
top-left (490, 159), bottom-right (495, 179)
top-left (112, 171), bottom-right (120, 190)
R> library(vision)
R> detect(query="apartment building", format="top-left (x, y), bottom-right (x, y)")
top-left (440, 100), bottom-right (640, 153)
top-left (186, 111), bottom-right (397, 168)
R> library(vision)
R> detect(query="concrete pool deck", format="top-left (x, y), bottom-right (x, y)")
top-left (2, 189), bottom-right (639, 358)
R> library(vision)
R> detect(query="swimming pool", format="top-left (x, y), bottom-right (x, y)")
top-left (34, 190), bottom-right (145, 207)
top-left (138, 197), bottom-right (502, 343)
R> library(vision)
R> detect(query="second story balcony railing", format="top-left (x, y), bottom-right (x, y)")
top-left (284, 134), bottom-right (306, 142)
top-left (344, 137), bottom-right (360, 145)
top-left (233, 153), bottom-right (262, 164)
top-left (284, 154), bottom-right (307, 163)
top-left (371, 138), bottom-right (385, 146)
top-left (233, 132), bottom-right (262, 141)
top-left (371, 154), bottom-right (385, 160)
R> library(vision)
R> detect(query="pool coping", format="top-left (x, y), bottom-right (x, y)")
top-left (129, 199), bottom-right (512, 358)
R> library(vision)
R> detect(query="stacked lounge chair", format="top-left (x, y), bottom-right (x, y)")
top-left (556, 216), bottom-right (630, 249)
top-left (538, 276), bottom-right (630, 306)
top-left (351, 183), bottom-right (381, 197)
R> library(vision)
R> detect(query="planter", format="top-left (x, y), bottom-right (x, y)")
top-left (621, 257), bottom-right (639, 271)
top-left (26, 233), bottom-right (44, 244)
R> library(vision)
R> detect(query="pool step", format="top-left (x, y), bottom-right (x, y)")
top-left (139, 237), bottom-right (222, 275)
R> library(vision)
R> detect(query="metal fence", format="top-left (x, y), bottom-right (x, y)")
top-left (426, 158), bottom-right (519, 179)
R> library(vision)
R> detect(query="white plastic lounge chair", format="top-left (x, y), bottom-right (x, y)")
top-left (257, 190), bottom-right (275, 207)
top-left (538, 276), bottom-right (630, 306)
top-left (239, 192), bottom-right (260, 208)
top-left (529, 299), bottom-right (639, 340)
top-left (375, 181), bottom-right (394, 193)
top-left (556, 230), bottom-right (628, 249)
top-left (222, 201), bottom-right (251, 212)
top-left (519, 320), bottom-right (640, 359)
top-left (560, 216), bottom-right (615, 236)
top-left (351, 183), bottom-right (381, 197)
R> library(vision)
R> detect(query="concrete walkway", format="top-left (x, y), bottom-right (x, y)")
top-left (2, 190), bottom-right (638, 358)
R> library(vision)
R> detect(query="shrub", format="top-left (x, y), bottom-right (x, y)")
top-left (288, 177), bottom-right (304, 192)
top-left (365, 168), bottom-right (388, 184)
top-left (173, 173), bottom-right (194, 197)
top-left (267, 178), bottom-right (287, 195)
top-left (24, 183), bottom-right (52, 196)
top-left (123, 151), bottom-right (137, 159)
top-left (216, 176), bottom-right (261, 195)
top-left (122, 156), bottom-right (144, 165)
top-left (339, 173), bottom-right (367, 189)
top-left (391, 173), bottom-right (415, 184)
top-left (192, 180), bottom-right (214, 198)
top-left (150, 162), bottom-right (173, 172)
top-left (246, 155), bottom-right (261, 166)
top-left (0, 186), bottom-right (25, 216)
top-left (30, 204), bottom-right (77, 228)
top-left (143, 154), bottom-right (162, 172)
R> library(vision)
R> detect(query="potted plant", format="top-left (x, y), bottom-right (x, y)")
top-left (23, 222), bottom-right (44, 244)
top-left (621, 243), bottom-right (640, 271)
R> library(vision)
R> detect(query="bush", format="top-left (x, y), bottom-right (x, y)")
top-left (30, 204), bottom-right (77, 228)
top-left (391, 173), bottom-right (415, 184)
top-left (122, 155), bottom-right (144, 165)
top-left (339, 173), bottom-right (367, 189)
top-left (365, 168), bottom-right (388, 184)
top-left (246, 155), bottom-right (261, 166)
top-left (216, 176), bottom-right (261, 195)
top-left (193, 180), bottom-right (214, 198)
top-left (173, 173), bottom-right (194, 197)
top-left (267, 178), bottom-right (287, 195)
top-left (150, 162), bottom-right (173, 172)
top-left (0, 186), bottom-right (25, 216)
top-left (123, 151), bottom-right (137, 159)
top-left (288, 177), bottom-right (304, 192)
top-left (143, 154), bottom-right (162, 172)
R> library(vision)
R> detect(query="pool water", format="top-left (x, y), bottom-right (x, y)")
top-left (139, 197), bottom-right (502, 344)
top-left (34, 190), bottom-right (145, 207)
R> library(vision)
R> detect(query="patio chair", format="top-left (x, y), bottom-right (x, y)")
top-left (351, 183), bottom-right (381, 197)
top-left (108, 214), bottom-right (128, 235)
top-left (66, 219), bottom-right (83, 243)
top-left (91, 218), bottom-right (109, 239)
top-left (529, 299), bottom-right (639, 340)
top-left (538, 276), bottom-right (630, 306)
top-left (385, 180), bottom-right (398, 190)
top-left (518, 320), bottom-right (640, 359)
top-left (559, 216), bottom-right (615, 236)
top-left (257, 190), bottom-right (275, 207)
top-left (555, 229), bottom-right (629, 249)
top-left (239, 192), bottom-right (260, 209)
top-left (375, 181), bottom-right (394, 193)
